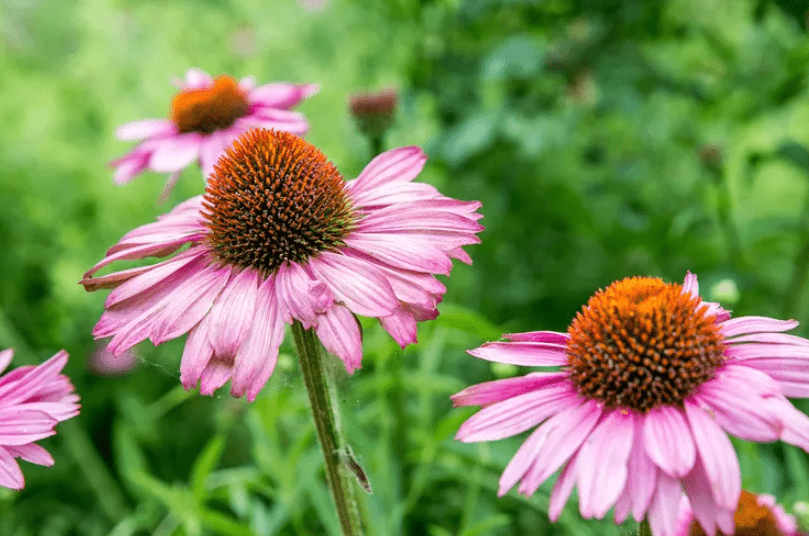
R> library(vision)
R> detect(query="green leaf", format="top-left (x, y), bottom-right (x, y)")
top-left (190, 434), bottom-right (227, 502)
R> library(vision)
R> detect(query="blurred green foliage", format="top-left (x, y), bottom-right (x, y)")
top-left (2, 0), bottom-right (809, 534)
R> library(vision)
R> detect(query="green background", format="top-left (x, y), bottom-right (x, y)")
top-left (1, 0), bottom-right (809, 534)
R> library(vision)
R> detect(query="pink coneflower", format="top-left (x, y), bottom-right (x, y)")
top-left (83, 128), bottom-right (482, 401)
top-left (452, 274), bottom-right (809, 536)
top-left (111, 68), bottom-right (318, 198)
top-left (675, 490), bottom-right (800, 536)
top-left (0, 349), bottom-right (80, 490)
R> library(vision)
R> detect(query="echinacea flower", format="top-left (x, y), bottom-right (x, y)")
top-left (452, 274), bottom-right (809, 536)
top-left (349, 88), bottom-right (397, 138)
top-left (111, 68), bottom-right (318, 198)
top-left (0, 348), bottom-right (80, 489)
top-left (83, 128), bottom-right (482, 401)
top-left (674, 490), bottom-right (800, 536)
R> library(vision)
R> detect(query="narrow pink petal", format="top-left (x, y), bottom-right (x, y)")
top-left (353, 147), bottom-right (427, 194)
top-left (467, 341), bottom-right (567, 367)
top-left (0, 351), bottom-right (69, 405)
top-left (184, 68), bottom-right (213, 89)
top-left (179, 325), bottom-right (214, 391)
top-left (726, 342), bottom-right (809, 360)
top-left (504, 331), bottom-right (570, 344)
top-left (682, 456), bottom-right (734, 536)
top-left (643, 405), bottom-right (696, 478)
top-left (23, 401), bottom-right (80, 422)
top-left (309, 253), bottom-right (397, 318)
top-left (205, 269), bottom-right (259, 358)
top-left (447, 246), bottom-right (472, 264)
top-left (455, 382), bottom-right (577, 442)
top-left (199, 358), bottom-right (234, 396)
top-left (502, 399), bottom-right (601, 497)
top-left (379, 310), bottom-right (417, 348)
top-left (775, 398), bottom-right (809, 451)
top-left (198, 131), bottom-right (229, 177)
top-left (315, 305), bottom-right (362, 373)
top-left (0, 350), bottom-right (13, 375)
top-left (112, 151), bottom-right (149, 185)
top-left (105, 249), bottom-right (203, 307)
top-left (517, 399), bottom-right (603, 496)
top-left (548, 449), bottom-right (581, 522)
top-left (725, 332), bottom-right (809, 346)
top-left (149, 134), bottom-right (201, 172)
top-left (0, 448), bottom-right (24, 490)
top-left (682, 272), bottom-right (698, 297)
top-left (349, 181), bottom-right (443, 208)
top-left (158, 171), bottom-right (181, 204)
top-left (451, 372), bottom-right (569, 407)
top-left (249, 82), bottom-right (319, 108)
top-left (720, 316), bottom-right (799, 337)
top-left (245, 110), bottom-right (309, 134)
top-left (576, 410), bottom-right (634, 518)
top-left (238, 76), bottom-right (256, 91)
top-left (647, 472), bottom-right (683, 536)
top-left (0, 410), bottom-right (57, 445)
top-left (6, 444), bottom-right (53, 467)
top-left (344, 233), bottom-right (453, 276)
top-left (116, 119), bottom-right (176, 141)
top-left (231, 277), bottom-right (285, 401)
top-left (614, 413), bottom-right (659, 523)
top-left (684, 400), bottom-right (741, 510)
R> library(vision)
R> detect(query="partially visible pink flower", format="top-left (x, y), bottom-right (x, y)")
top-left (84, 128), bottom-right (482, 401)
top-left (111, 68), bottom-right (318, 199)
top-left (674, 490), bottom-right (799, 536)
top-left (0, 349), bottom-right (80, 489)
top-left (453, 273), bottom-right (809, 536)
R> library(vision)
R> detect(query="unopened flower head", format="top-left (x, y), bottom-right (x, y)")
top-left (349, 88), bottom-right (397, 138)
top-left (111, 68), bottom-right (318, 199)
top-left (675, 490), bottom-right (799, 536)
top-left (84, 128), bottom-right (483, 401)
top-left (453, 273), bottom-right (809, 536)
top-left (0, 349), bottom-right (80, 490)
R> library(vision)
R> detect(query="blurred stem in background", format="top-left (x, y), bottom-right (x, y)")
top-left (782, 184), bottom-right (809, 320)
top-left (292, 322), bottom-right (367, 536)
top-left (699, 144), bottom-right (742, 264)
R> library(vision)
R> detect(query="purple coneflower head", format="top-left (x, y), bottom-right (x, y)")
top-left (674, 490), bottom-right (800, 536)
top-left (0, 349), bottom-right (80, 490)
top-left (452, 273), bottom-right (809, 536)
top-left (111, 68), bottom-right (318, 199)
top-left (83, 128), bottom-right (483, 401)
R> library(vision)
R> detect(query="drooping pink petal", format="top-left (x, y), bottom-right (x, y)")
top-left (455, 380), bottom-right (577, 442)
top-left (179, 324), bottom-right (215, 391)
top-left (643, 405), bottom-right (696, 478)
top-left (249, 83), bottom-right (319, 108)
top-left (275, 262), bottom-right (333, 328)
top-left (503, 331), bottom-right (570, 344)
top-left (112, 151), bottom-right (150, 185)
top-left (576, 410), bottom-right (634, 518)
top-left (352, 146), bottom-right (427, 194)
top-left (0, 448), bottom-right (24, 490)
top-left (149, 134), bottom-right (202, 172)
top-left (0, 410), bottom-right (57, 445)
top-left (720, 316), bottom-right (799, 337)
top-left (344, 233), bottom-right (454, 276)
top-left (647, 472), bottom-right (684, 536)
top-left (451, 372), bottom-right (569, 407)
top-left (466, 341), bottom-right (567, 367)
top-left (613, 413), bottom-right (659, 523)
top-left (5, 444), bottom-right (54, 467)
top-left (204, 268), bottom-right (259, 358)
top-left (684, 399), bottom-right (741, 511)
top-left (682, 456), bottom-right (735, 536)
top-left (548, 449), bottom-right (581, 522)
top-left (0, 350), bottom-right (13, 375)
top-left (379, 309), bottom-right (418, 348)
top-left (315, 305), bottom-right (363, 373)
top-left (309, 252), bottom-right (398, 318)
top-left (199, 357), bottom-right (234, 396)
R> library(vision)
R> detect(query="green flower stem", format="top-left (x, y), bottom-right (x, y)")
top-left (638, 519), bottom-right (652, 536)
top-left (291, 321), bottom-right (365, 536)
top-left (370, 136), bottom-right (384, 159)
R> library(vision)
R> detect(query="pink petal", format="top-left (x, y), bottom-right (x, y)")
top-left (467, 341), bottom-right (567, 367)
top-left (204, 268), bottom-right (259, 358)
top-left (249, 82), bottom-right (319, 108)
top-left (379, 309), bottom-right (417, 348)
top-left (158, 171), bottom-right (182, 204)
top-left (275, 262), bottom-right (333, 329)
top-left (353, 147), bottom-right (427, 194)
top-left (308, 253), bottom-right (398, 318)
top-left (682, 272), bottom-right (698, 296)
top-left (112, 151), bottom-right (150, 185)
top-left (243, 110), bottom-right (309, 134)
top-left (684, 400), bottom-right (741, 511)
top-left (504, 331), bottom-right (570, 344)
top-left (199, 357), bottom-right (234, 395)
top-left (643, 405), bottom-right (696, 478)
top-left (6, 444), bottom-right (53, 467)
top-left (576, 410), bottom-right (634, 518)
top-left (179, 325), bottom-right (215, 391)
top-left (0, 410), bottom-right (57, 445)
top-left (455, 381), bottom-right (577, 442)
top-left (344, 233), bottom-right (453, 275)
top-left (198, 131), bottom-right (230, 178)
top-left (613, 413), bottom-right (659, 523)
top-left (0, 448), bottom-right (24, 490)
top-left (720, 316), bottom-right (799, 337)
top-left (647, 472), bottom-right (683, 536)
top-left (725, 332), bottom-right (809, 346)
top-left (682, 456), bottom-right (735, 536)
top-left (0, 350), bottom-right (13, 375)
top-left (149, 134), bottom-right (202, 172)
top-left (315, 305), bottom-right (363, 373)
top-left (726, 342), bottom-right (809, 360)
top-left (231, 277), bottom-right (285, 401)
top-left (116, 119), bottom-right (176, 141)
top-left (775, 398), bottom-right (809, 451)
top-left (183, 68), bottom-right (213, 89)
top-left (451, 372), bottom-right (569, 407)
top-left (548, 449), bottom-right (581, 521)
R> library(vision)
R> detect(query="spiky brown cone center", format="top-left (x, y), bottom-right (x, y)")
top-left (171, 75), bottom-right (250, 134)
top-left (202, 129), bottom-right (355, 274)
top-left (566, 277), bottom-right (725, 412)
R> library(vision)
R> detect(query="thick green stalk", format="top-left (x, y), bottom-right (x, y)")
top-left (291, 321), bottom-right (365, 536)
top-left (638, 519), bottom-right (652, 536)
